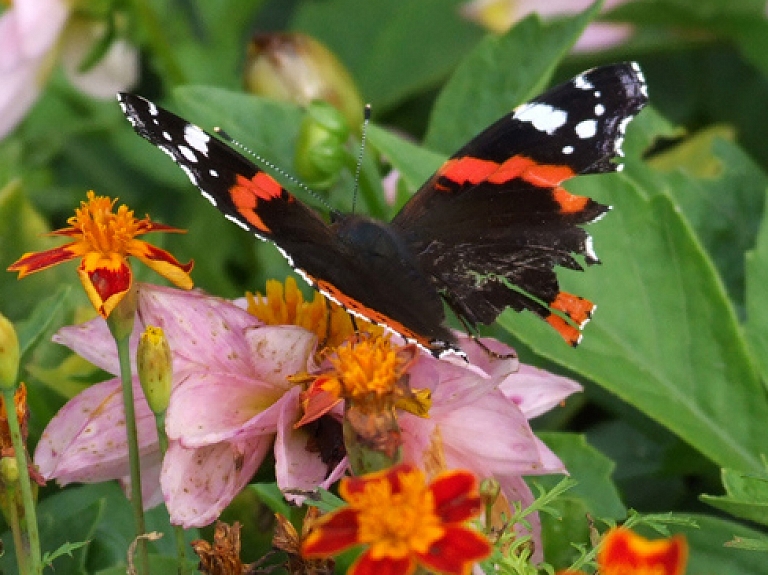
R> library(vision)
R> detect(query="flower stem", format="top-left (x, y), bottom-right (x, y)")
top-left (2, 387), bottom-right (42, 575)
top-left (155, 413), bottom-right (190, 574)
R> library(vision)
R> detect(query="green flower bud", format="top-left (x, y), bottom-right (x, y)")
top-left (244, 33), bottom-right (364, 130)
top-left (295, 101), bottom-right (350, 189)
top-left (0, 314), bottom-right (20, 390)
top-left (137, 326), bottom-right (172, 415)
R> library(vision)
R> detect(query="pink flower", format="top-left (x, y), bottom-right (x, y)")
top-left (0, 0), bottom-right (69, 139)
top-left (399, 335), bottom-right (581, 562)
top-left (461, 0), bottom-right (633, 52)
top-left (34, 284), bottom-right (322, 527)
top-left (0, 0), bottom-right (138, 140)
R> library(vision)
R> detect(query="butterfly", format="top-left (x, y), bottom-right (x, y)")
top-left (118, 62), bottom-right (648, 358)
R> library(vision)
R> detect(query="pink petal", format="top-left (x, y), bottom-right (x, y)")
top-left (13, 0), bottom-right (69, 59)
top-left (244, 325), bottom-right (317, 389)
top-left (499, 364), bottom-right (582, 419)
top-left (161, 436), bottom-right (270, 528)
top-left (274, 386), bottom-right (348, 503)
top-left (439, 390), bottom-right (543, 475)
top-left (165, 370), bottom-right (286, 445)
top-left (136, 285), bottom-right (262, 376)
top-left (119, 452), bottom-right (165, 509)
top-left (34, 377), bottom-right (158, 484)
top-left (53, 319), bottom-right (119, 374)
top-left (494, 474), bottom-right (544, 564)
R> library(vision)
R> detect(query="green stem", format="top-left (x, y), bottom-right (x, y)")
top-left (115, 335), bottom-right (149, 575)
top-left (129, 0), bottom-right (186, 87)
top-left (3, 388), bottom-right (42, 575)
top-left (155, 413), bottom-right (189, 575)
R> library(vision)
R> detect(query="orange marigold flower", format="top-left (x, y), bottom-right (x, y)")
top-left (559, 527), bottom-right (688, 575)
top-left (8, 191), bottom-right (193, 318)
top-left (302, 463), bottom-right (491, 575)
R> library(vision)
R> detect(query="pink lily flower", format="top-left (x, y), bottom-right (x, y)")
top-left (399, 334), bottom-right (581, 562)
top-left (0, 0), bottom-right (138, 140)
top-left (34, 284), bottom-right (322, 527)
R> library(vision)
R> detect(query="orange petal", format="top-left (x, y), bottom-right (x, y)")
top-left (599, 527), bottom-right (688, 575)
top-left (7, 242), bottom-right (85, 278)
top-left (351, 551), bottom-right (416, 575)
top-left (128, 239), bottom-right (194, 289)
top-left (77, 252), bottom-right (133, 318)
top-left (302, 508), bottom-right (360, 556)
top-left (417, 525), bottom-right (491, 575)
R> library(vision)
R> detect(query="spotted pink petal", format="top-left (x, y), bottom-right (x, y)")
top-left (275, 386), bottom-right (348, 504)
top-left (34, 377), bottom-right (158, 485)
top-left (161, 436), bottom-right (270, 527)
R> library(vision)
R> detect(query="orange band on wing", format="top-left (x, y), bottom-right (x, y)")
top-left (229, 173), bottom-right (290, 234)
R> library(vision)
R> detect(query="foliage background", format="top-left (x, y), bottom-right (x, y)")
top-left (1, 0), bottom-right (768, 573)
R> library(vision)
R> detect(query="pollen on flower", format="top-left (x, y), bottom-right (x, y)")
top-left (349, 466), bottom-right (444, 558)
top-left (326, 335), bottom-right (408, 401)
top-left (247, 277), bottom-right (382, 351)
top-left (72, 192), bottom-right (146, 255)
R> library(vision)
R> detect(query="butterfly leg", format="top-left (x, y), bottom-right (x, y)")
top-left (453, 312), bottom-right (517, 361)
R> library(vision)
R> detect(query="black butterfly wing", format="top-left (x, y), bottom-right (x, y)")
top-left (391, 63), bottom-right (649, 345)
top-left (118, 94), bottom-right (457, 356)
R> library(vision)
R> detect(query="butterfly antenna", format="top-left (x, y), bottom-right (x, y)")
top-left (214, 127), bottom-right (337, 214)
top-left (350, 104), bottom-right (372, 215)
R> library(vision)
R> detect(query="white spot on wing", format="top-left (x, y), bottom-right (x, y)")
top-left (148, 101), bottom-right (159, 116)
top-left (575, 119), bottom-right (597, 139)
top-left (162, 131), bottom-right (172, 141)
top-left (184, 124), bottom-right (210, 155)
top-left (574, 74), bottom-right (594, 90)
top-left (594, 104), bottom-right (605, 116)
top-left (178, 145), bottom-right (198, 163)
top-left (562, 145), bottom-right (574, 155)
top-left (513, 102), bottom-right (568, 135)
top-left (209, 169), bottom-right (219, 177)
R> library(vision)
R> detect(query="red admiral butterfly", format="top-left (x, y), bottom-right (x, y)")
top-left (118, 62), bottom-right (648, 358)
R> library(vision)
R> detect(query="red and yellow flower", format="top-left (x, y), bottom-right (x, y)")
top-left (302, 463), bottom-right (491, 575)
top-left (8, 191), bottom-right (193, 318)
top-left (560, 527), bottom-right (688, 575)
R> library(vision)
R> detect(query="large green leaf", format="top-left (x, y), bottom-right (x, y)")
top-left (424, 4), bottom-right (601, 154)
top-left (745, 196), bottom-right (768, 384)
top-left (502, 150), bottom-right (768, 473)
top-left (291, 0), bottom-right (484, 109)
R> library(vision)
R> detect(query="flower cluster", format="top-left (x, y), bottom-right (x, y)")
top-left (14, 191), bottom-right (595, 572)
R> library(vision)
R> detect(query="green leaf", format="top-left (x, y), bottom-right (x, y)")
top-left (745, 195), bottom-right (768, 384)
top-left (249, 482), bottom-right (292, 517)
top-left (648, 130), bottom-right (768, 308)
top-left (15, 285), bottom-right (71, 358)
top-left (537, 432), bottom-right (625, 519)
top-left (0, 180), bottom-right (73, 322)
top-left (424, 3), bottom-right (602, 154)
top-left (702, 467), bottom-right (768, 527)
top-left (503, 137), bottom-right (768, 474)
top-left (669, 513), bottom-right (768, 575)
top-left (535, 432), bottom-right (626, 568)
top-left (291, 0), bottom-right (484, 110)
top-left (366, 123), bottom-right (444, 189)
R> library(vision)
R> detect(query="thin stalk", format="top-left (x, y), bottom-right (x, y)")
top-left (155, 413), bottom-right (189, 574)
top-left (3, 387), bottom-right (41, 575)
top-left (115, 335), bottom-right (149, 575)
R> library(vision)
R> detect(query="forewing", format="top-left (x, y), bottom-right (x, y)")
top-left (392, 63), bottom-right (649, 345)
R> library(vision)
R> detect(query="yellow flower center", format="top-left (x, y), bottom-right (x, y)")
top-left (326, 335), bottom-right (406, 401)
top-left (247, 277), bottom-right (382, 350)
top-left (348, 467), bottom-right (444, 559)
top-left (70, 191), bottom-right (144, 255)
